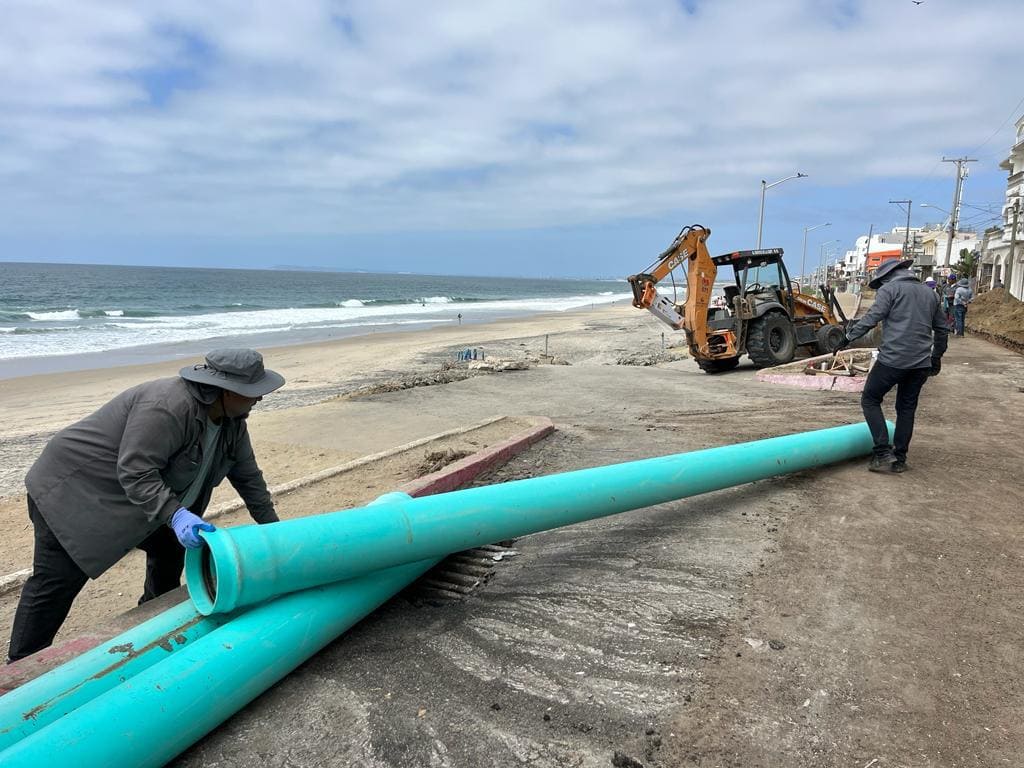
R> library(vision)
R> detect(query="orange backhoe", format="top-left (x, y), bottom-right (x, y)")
top-left (627, 225), bottom-right (847, 373)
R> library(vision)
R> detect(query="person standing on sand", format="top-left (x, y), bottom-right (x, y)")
top-left (7, 349), bottom-right (284, 662)
top-left (840, 259), bottom-right (948, 474)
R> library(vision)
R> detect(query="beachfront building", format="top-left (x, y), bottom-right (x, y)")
top-left (917, 227), bottom-right (978, 277)
top-left (979, 113), bottom-right (1024, 299)
top-left (840, 228), bottom-right (922, 282)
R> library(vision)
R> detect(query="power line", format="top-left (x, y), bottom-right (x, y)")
top-left (967, 93), bottom-right (1024, 157)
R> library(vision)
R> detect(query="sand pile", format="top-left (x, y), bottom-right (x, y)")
top-left (967, 288), bottom-right (1024, 349)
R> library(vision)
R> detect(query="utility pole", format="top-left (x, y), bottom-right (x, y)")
top-left (942, 157), bottom-right (977, 268)
top-left (889, 199), bottom-right (912, 255)
top-left (1008, 198), bottom-right (1020, 292)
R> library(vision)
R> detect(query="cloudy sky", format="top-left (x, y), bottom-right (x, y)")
top-left (1, 0), bottom-right (1021, 278)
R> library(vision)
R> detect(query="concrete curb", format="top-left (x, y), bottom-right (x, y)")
top-left (755, 350), bottom-right (874, 392)
top-left (0, 416), bottom-right (556, 691)
top-left (205, 415), bottom-right (508, 521)
top-left (397, 417), bottom-right (554, 498)
top-left (0, 569), bottom-right (31, 598)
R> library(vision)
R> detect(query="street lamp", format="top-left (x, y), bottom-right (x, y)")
top-left (801, 222), bottom-right (831, 289)
top-left (920, 202), bottom-right (950, 218)
top-left (757, 172), bottom-right (808, 248)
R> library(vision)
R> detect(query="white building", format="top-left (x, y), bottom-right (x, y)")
top-left (980, 114), bottom-right (1024, 299)
top-left (918, 228), bottom-right (978, 275)
top-left (840, 227), bottom-right (930, 280)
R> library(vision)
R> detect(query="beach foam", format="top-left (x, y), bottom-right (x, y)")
top-left (0, 292), bottom-right (630, 360)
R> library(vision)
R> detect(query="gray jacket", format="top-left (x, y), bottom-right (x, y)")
top-left (26, 377), bottom-right (277, 578)
top-left (954, 279), bottom-right (973, 306)
top-left (847, 271), bottom-right (949, 369)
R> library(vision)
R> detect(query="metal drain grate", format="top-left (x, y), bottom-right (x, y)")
top-left (407, 543), bottom-right (520, 603)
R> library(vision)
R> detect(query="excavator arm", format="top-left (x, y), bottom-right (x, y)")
top-left (627, 225), bottom-right (725, 358)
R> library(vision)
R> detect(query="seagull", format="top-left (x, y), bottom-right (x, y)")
top-left (912, 1), bottom-right (923, 4)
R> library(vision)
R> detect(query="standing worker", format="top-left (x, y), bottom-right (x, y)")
top-left (942, 274), bottom-right (958, 329)
top-left (952, 277), bottom-right (974, 337)
top-left (840, 260), bottom-right (948, 474)
top-left (7, 349), bottom-right (284, 662)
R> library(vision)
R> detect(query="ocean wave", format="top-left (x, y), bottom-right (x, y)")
top-left (75, 309), bottom-right (126, 318)
top-left (337, 299), bottom-right (366, 308)
top-left (8, 325), bottom-right (83, 335)
top-left (0, 291), bottom-right (631, 360)
top-left (26, 309), bottom-right (80, 321)
top-left (418, 296), bottom-right (452, 304)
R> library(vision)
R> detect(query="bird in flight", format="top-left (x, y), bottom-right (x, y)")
top-left (912, 1), bottom-right (923, 4)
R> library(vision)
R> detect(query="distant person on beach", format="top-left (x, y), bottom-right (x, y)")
top-left (952, 277), bottom-right (973, 337)
top-left (839, 259), bottom-right (948, 474)
top-left (7, 348), bottom-right (284, 662)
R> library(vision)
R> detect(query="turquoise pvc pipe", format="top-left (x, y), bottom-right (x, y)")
top-left (0, 558), bottom-right (436, 768)
top-left (187, 421), bottom-right (889, 615)
top-left (0, 491), bottom-right (414, 754)
top-left (0, 599), bottom-right (233, 751)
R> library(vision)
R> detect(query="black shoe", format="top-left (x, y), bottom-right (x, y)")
top-left (891, 460), bottom-right (908, 473)
top-left (868, 453), bottom-right (896, 472)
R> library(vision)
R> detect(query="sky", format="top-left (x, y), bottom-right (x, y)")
top-left (0, 0), bottom-right (1022, 279)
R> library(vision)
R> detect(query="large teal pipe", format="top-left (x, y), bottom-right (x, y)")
top-left (187, 421), bottom-right (888, 615)
top-left (0, 491), bottom-right (410, 754)
top-left (0, 558), bottom-right (436, 768)
top-left (0, 601), bottom-right (233, 751)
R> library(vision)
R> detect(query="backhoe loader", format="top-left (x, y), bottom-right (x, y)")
top-left (627, 225), bottom-right (847, 373)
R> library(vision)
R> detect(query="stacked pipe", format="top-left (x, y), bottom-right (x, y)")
top-left (0, 422), bottom-right (887, 767)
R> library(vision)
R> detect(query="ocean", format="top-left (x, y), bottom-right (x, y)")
top-left (0, 262), bottom-right (629, 375)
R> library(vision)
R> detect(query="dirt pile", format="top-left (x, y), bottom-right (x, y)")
top-left (967, 288), bottom-right (1024, 349)
top-left (416, 448), bottom-right (473, 475)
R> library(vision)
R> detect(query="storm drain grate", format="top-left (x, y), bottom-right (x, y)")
top-left (406, 543), bottom-right (520, 603)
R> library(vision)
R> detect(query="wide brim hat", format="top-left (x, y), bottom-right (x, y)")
top-left (180, 348), bottom-right (285, 398)
top-left (868, 258), bottom-right (914, 290)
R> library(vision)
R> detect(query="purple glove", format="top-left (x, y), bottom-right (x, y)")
top-left (169, 507), bottom-right (215, 549)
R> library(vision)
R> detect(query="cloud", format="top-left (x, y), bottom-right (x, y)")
top-left (0, 0), bottom-right (1021, 245)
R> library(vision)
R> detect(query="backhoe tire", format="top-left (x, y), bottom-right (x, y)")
top-left (697, 356), bottom-right (740, 374)
top-left (814, 323), bottom-right (847, 355)
top-left (746, 312), bottom-right (797, 368)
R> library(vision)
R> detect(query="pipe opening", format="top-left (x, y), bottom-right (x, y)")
top-left (201, 547), bottom-right (217, 604)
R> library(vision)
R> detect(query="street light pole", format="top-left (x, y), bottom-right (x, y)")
top-left (801, 222), bottom-right (830, 289)
top-left (757, 172), bottom-right (808, 248)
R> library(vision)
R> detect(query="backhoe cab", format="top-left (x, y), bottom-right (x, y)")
top-left (627, 225), bottom-right (847, 374)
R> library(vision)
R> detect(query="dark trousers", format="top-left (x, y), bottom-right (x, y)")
top-left (8, 498), bottom-right (185, 662)
top-left (860, 361), bottom-right (930, 462)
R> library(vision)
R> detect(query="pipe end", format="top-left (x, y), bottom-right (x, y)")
top-left (185, 529), bottom-right (243, 616)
